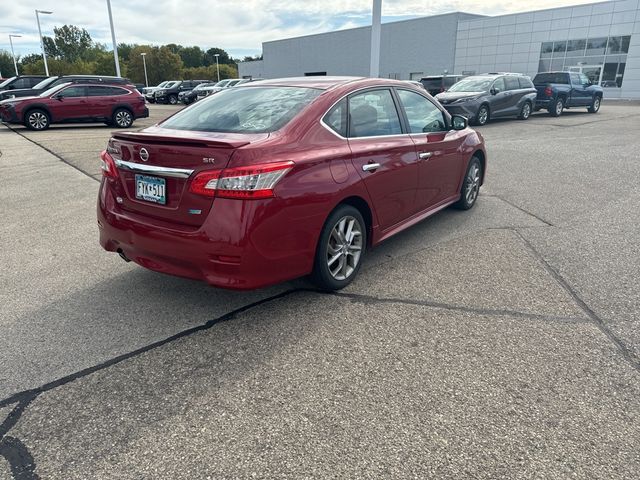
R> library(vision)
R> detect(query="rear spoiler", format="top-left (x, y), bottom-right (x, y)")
top-left (112, 131), bottom-right (251, 149)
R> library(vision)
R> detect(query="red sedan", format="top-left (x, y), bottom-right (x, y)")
top-left (98, 77), bottom-right (486, 290)
top-left (0, 82), bottom-right (148, 130)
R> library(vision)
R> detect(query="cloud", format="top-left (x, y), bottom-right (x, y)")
top-left (1, 0), bottom-right (605, 58)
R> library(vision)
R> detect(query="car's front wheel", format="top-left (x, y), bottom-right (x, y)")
top-left (588, 95), bottom-right (601, 113)
top-left (168, 94), bottom-right (178, 105)
top-left (453, 156), bottom-right (483, 210)
top-left (112, 108), bottom-right (133, 128)
top-left (312, 205), bottom-right (366, 291)
top-left (25, 109), bottom-right (50, 131)
top-left (473, 105), bottom-right (490, 126)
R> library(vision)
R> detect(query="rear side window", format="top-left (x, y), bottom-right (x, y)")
top-left (161, 86), bottom-right (321, 133)
top-left (348, 89), bottom-right (402, 138)
top-left (533, 73), bottom-right (569, 84)
top-left (323, 98), bottom-right (347, 137)
top-left (518, 77), bottom-right (533, 88)
top-left (504, 77), bottom-right (520, 90)
top-left (396, 89), bottom-right (446, 133)
top-left (88, 86), bottom-right (128, 96)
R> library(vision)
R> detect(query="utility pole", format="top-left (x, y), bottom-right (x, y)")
top-left (370, 0), bottom-right (382, 77)
top-left (106, 0), bottom-right (121, 76)
top-left (141, 52), bottom-right (148, 87)
top-left (35, 9), bottom-right (53, 76)
top-left (9, 35), bottom-right (22, 76)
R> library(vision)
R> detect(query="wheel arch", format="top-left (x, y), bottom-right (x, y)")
top-left (111, 104), bottom-right (134, 117)
top-left (23, 104), bottom-right (52, 123)
top-left (334, 195), bottom-right (374, 246)
top-left (471, 149), bottom-right (486, 185)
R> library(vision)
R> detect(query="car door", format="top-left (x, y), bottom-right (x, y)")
top-left (488, 77), bottom-right (510, 117)
top-left (49, 85), bottom-right (88, 121)
top-left (395, 88), bottom-right (466, 209)
top-left (577, 73), bottom-right (595, 105)
top-left (503, 76), bottom-right (523, 115)
top-left (346, 88), bottom-right (419, 230)
top-left (87, 85), bottom-right (124, 119)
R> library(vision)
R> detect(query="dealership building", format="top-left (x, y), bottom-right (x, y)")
top-left (238, 0), bottom-right (640, 99)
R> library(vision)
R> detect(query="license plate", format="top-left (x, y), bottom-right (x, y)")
top-left (135, 174), bottom-right (166, 205)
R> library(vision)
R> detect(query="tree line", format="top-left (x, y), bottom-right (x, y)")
top-left (0, 24), bottom-right (263, 84)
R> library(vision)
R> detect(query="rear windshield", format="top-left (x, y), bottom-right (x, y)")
top-left (533, 73), bottom-right (569, 84)
top-left (160, 86), bottom-right (322, 134)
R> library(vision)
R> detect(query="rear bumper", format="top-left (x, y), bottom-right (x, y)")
top-left (139, 107), bottom-right (149, 119)
top-left (97, 179), bottom-right (321, 290)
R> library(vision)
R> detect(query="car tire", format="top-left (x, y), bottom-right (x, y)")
top-left (548, 97), bottom-right (564, 117)
top-left (112, 108), bottom-right (133, 128)
top-left (148, 98), bottom-right (155, 104)
top-left (24, 109), bottom-right (50, 131)
top-left (168, 94), bottom-right (178, 105)
top-left (588, 95), bottom-right (601, 114)
top-left (312, 205), bottom-right (366, 291)
top-left (453, 156), bottom-right (483, 210)
top-left (473, 105), bottom-right (490, 126)
top-left (518, 101), bottom-right (532, 120)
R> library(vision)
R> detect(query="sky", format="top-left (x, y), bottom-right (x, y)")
top-left (1, 0), bottom-right (607, 59)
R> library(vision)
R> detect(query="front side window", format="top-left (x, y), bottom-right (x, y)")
top-left (348, 89), bottom-right (402, 138)
top-left (396, 89), bottom-right (446, 133)
top-left (492, 77), bottom-right (506, 92)
top-left (570, 73), bottom-right (581, 85)
top-left (58, 86), bottom-right (86, 98)
top-left (579, 74), bottom-right (591, 86)
top-left (161, 86), bottom-right (321, 133)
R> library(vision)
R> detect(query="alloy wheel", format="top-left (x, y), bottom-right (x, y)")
top-left (326, 216), bottom-right (363, 281)
top-left (29, 112), bottom-right (48, 130)
top-left (465, 163), bottom-right (481, 205)
top-left (477, 107), bottom-right (488, 125)
top-left (115, 110), bottom-right (132, 127)
top-left (522, 103), bottom-right (531, 119)
top-left (593, 97), bottom-right (600, 112)
top-left (555, 100), bottom-right (563, 116)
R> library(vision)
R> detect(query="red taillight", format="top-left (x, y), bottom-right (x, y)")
top-left (544, 86), bottom-right (553, 96)
top-left (189, 161), bottom-right (294, 199)
top-left (100, 150), bottom-right (118, 178)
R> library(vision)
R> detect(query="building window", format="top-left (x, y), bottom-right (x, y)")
top-left (538, 35), bottom-right (631, 88)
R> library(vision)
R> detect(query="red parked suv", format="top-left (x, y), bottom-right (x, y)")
top-left (0, 82), bottom-right (148, 130)
top-left (98, 77), bottom-right (486, 290)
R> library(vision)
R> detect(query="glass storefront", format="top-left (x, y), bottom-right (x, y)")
top-left (539, 36), bottom-right (631, 88)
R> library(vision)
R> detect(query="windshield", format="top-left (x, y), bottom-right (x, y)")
top-left (156, 81), bottom-right (169, 88)
top-left (194, 83), bottom-right (214, 91)
top-left (0, 77), bottom-right (17, 89)
top-left (162, 81), bottom-right (179, 89)
top-left (39, 82), bottom-right (71, 97)
top-left (160, 86), bottom-right (321, 134)
top-left (32, 77), bottom-right (57, 90)
top-left (448, 77), bottom-right (494, 93)
top-left (214, 80), bottom-right (231, 88)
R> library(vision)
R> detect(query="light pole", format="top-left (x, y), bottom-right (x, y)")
top-left (8, 35), bottom-right (21, 76)
top-left (106, 0), bottom-right (121, 77)
top-left (141, 52), bottom-right (148, 87)
top-left (35, 9), bottom-right (53, 76)
top-left (370, 0), bottom-right (382, 77)
top-left (214, 53), bottom-right (220, 82)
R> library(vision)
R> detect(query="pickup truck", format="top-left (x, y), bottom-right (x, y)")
top-left (533, 71), bottom-right (603, 117)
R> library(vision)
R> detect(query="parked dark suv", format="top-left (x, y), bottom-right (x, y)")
top-left (0, 83), bottom-right (148, 130)
top-left (420, 75), bottom-right (465, 96)
top-left (0, 75), bottom-right (134, 101)
top-left (0, 75), bottom-right (48, 98)
top-left (435, 73), bottom-right (537, 125)
top-left (154, 80), bottom-right (209, 105)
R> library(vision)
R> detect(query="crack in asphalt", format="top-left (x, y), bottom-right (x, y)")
top-left (514, 230), bottom-right (640, 374)
top-left (333, 291), bottom-right (589, 324)
top-left (482, 194), bottom-right (554, 226)
top-left (5, 125), bottom-right (100, 183)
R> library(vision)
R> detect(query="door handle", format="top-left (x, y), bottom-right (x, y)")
top-left (362, 163), bottom-right (381, 172)
top-left (418, 152), bottom-right (433, 160)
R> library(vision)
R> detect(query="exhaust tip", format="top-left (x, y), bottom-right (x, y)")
top-left (117, 248), bottom-right (131, 262)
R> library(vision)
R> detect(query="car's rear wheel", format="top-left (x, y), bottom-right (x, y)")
top-left (168, 94), bottom-right (178, 105)
top-left (473, 105), bottom-right (490, 126)
top-left (518, 101), bottom-right (532, 120)
top-left (112, 108), bottom-right (133, 128)
top-left (453, 156), bottom-right (483, 210)
top-left (25, 109), bottom-right (50, 131)
top-left (312, 205), bottom-right (366, 291)
top-left (549, 97), bottom-right (564, 117)
top-left (588, 96), bottom-right (601, 113)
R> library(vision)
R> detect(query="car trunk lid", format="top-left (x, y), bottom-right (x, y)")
top-left (109, 127), bottom-right (269, 227)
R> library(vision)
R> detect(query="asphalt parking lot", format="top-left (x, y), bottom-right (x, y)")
top-left (1, 102), bottom-right (640, 479)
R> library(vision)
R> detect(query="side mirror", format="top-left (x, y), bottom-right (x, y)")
top-left (490, 87), bottom-right (500, 95)
top-left (53, 95), bottom-right (63, 101)
top-left (451, 114), bottom-right (468, 131)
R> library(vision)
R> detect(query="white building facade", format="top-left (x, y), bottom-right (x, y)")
top-left (239, 0), bottom-right (640, 99)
